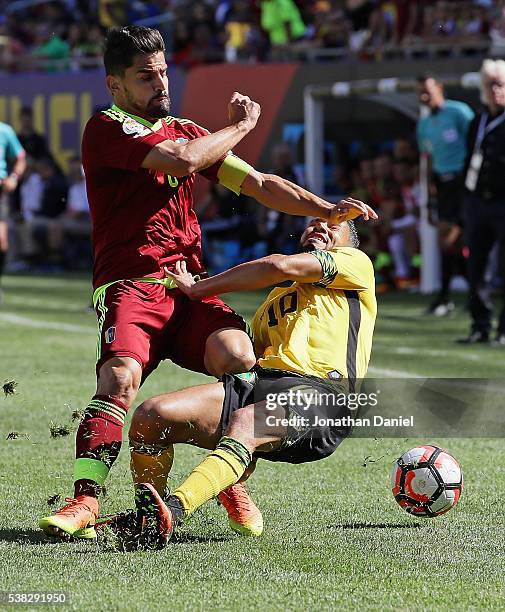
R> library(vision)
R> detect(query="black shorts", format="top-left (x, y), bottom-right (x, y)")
top-left (434, 172), bottom-right (465, 225)
top-left (220, 368), bottom-right (352, 464)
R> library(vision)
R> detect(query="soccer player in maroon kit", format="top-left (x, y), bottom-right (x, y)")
top-left (39, 25), bottom-right (375, 540)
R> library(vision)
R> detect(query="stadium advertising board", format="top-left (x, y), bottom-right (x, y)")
top-left (0, 68), bottom-right (186, 171)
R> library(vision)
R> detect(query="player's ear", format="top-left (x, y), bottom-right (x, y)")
top-left (106, 74), bottom-right (121, 96)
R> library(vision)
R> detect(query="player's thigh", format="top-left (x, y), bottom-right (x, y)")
top-left (226, 401), bottom-right (286, 454)
top-left (169, 296), bottom-right (252, 375)
top-left (130, 382), bottom-right (225, 449)
top-left (95, 280), bottom-right (172, 381)
top-left (220, 370), bottom-right (311, 454)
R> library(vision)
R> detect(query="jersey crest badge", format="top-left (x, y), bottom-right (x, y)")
top-left (122, 117), bottom-right (150, 138)
top-left (235, 371), bottom-right (257, 385)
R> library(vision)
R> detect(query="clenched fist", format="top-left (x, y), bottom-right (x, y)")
top-left (228, 92), bottom-right (261, 130)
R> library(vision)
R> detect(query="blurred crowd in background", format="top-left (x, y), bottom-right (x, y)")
top-left (5, 107), bottom-right (91, 273)
top-left (1, 0), bottom-right (505, 71)
top-left (3, 101), bottom-right (421, 295)
top-left (2, 0), bottom-right (504, 307)
top-left (197, 138), bottom-right (422, 293)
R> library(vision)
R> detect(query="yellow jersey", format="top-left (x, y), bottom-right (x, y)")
top-left (251, 247), bottom-right (376, 388)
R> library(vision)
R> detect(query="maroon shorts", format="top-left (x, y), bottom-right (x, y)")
top-left (94, 280), bottom-right (247, 380)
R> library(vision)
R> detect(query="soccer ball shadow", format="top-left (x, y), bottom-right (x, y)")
top-left (327, 522), bottom-right (425, 530)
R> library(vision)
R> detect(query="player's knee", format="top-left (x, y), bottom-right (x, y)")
top-left (205, 330), bottom-right (255, 377)
top-left (97, 361), bottom-right (140, 407)
top-left (220, 351), bottom-right (256, 377)
top-left (207, 344), bottom-right (256, 377)
top-left (129, 398), bottom-right (167, 445)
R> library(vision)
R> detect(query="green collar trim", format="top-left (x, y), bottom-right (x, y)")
top-left (111, 104), bottom-right (164, 132)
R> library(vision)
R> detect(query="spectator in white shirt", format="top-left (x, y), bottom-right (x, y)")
top-left (49, 156), bottom-right (90, 266)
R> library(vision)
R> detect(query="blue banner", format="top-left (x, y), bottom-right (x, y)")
top-left (0, 67), bottom-right (186, 171)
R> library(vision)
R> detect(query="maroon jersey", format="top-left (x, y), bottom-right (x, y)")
top-left (82, 106), bottom-right (224, 288)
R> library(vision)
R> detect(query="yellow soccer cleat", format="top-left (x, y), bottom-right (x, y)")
top-left (218, 483), bottom-right (263, 536)
top-left (39, 496), bottom-right (99, 540)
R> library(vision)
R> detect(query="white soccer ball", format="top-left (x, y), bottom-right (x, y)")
top-left (390, 445), bottom-right (463, 517)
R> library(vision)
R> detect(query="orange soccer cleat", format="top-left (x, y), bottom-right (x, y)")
top-left (218, 483), bottom-right (263, 536)
top-left (39, 496), bottom-right (99, 539)
top-left (134, 483), bottom-right (176, 550)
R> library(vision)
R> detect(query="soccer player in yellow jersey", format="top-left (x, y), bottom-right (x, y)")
top-left (116, 213), bottom-right (377, 548)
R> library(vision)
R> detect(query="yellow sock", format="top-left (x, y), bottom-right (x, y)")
top-left (130, 441), bottom-right (174, 496)
top-left (173, 437), bottom-right (251, 517)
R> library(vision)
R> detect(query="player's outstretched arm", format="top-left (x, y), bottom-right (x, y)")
top-left (141, 92), bottom-right (261, 177)
top-left (165, 254), bottom-right (327, 300)
top-left (240, 169), bottom-right (377, 223)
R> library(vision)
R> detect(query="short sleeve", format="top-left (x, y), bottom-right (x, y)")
top-left (311, 248), bottom-right (374, 291)
top-left (4, 125), bottom-right (24, 159)
top-left (459, 102), bottom-right (475, 124)
top-left (455, 103), bottom-right (474, 136)
top-left (82, 113), bottom-right (167, 172)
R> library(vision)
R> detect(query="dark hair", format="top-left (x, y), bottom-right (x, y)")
top-left (20, 106), bottom-right (33, 117)
top-left (104, 25), bottom-right (165, 76)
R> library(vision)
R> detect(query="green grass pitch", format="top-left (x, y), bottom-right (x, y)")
top-left (0, 273), bottom-right (504, 610)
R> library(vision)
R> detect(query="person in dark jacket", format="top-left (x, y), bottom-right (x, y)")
top-left (459, 59), bottom-right (505, 344)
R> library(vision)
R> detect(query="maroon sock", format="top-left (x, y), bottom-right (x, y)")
top-left (74, 395), bottom-right (128, 498)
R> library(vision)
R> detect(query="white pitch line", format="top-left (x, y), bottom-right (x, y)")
top-left (5, 294), bottom-right (90, 313)
top-left (368, 366), bottom-right (418, 378)
top-left (1, 312), bottom-right (421, 377)
top-left (0, 312), bottom-right (491, 383)
top-left (368, 367), bottom-right (505, 395)
top-left (0, 312), bottom-right (95, 334)
top-left (375, 344), bottom-right (482, 362)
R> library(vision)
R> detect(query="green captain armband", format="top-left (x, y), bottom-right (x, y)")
top-left (217, 154), bottom-right (252, 195)
top-left (311, 250), bottom-right (338, 288)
